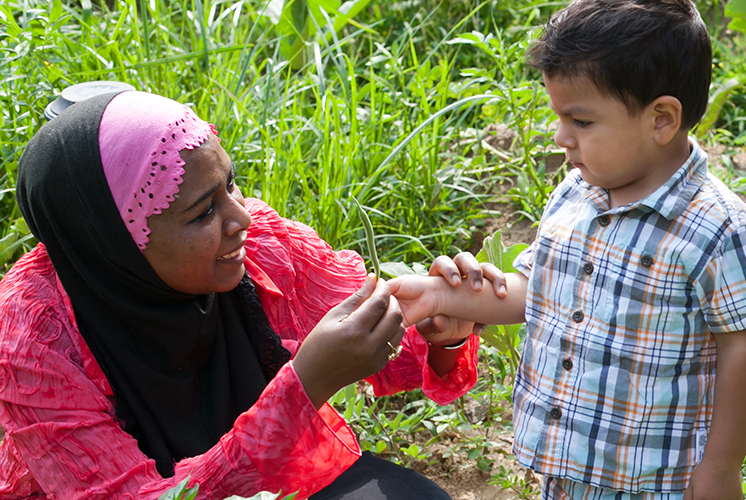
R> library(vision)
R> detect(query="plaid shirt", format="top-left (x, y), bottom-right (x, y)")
top-left (512, 141), bottom-right (746, 493)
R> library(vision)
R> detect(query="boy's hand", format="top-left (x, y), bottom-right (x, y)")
top-left (387, 275), bottom-right (444, 328)
top-left (429, 252), bottom-right (507, 298)
top-left (684, 456), bottom-right (743, 500)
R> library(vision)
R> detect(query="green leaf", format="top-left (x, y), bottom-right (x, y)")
top-left (725, 0), bottom-right (746, 19)
top-left (697, 78), bottom-right (742, 138)
top-left (375, 440), bottom-right (387, 453)
top-left (475, 230), bottom-right (528, 272)
top-left (380, 261), bottom-right (415, 277)
top-left (157, 478), bottom-right (199, 500)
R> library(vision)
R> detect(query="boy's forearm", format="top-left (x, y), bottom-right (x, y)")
top-left (701, 330), bottom-right (746, 467)
top-left (435, 272), bottom-right (527, 325)
top-left (685, 330), bottom-right (746, 498)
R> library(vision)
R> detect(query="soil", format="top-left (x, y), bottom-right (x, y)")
top-left (415, 428), bottom-right (541, 500)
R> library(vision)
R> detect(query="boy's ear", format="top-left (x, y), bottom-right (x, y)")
top-left (647, 96), bottom-right (683, 146)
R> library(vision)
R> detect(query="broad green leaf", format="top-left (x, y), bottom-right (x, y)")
top-left (380, 261), bottom-right (415, 277)
top-left (725, 0), bottom-right (746, 18)
top-left (697, 78), bottom-right (742, 138)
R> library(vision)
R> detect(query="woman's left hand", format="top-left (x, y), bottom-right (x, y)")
top-left (416, 252), bottom-right (506, 346)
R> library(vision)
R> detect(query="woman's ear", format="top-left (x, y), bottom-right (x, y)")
top-left (648, 96), bottom-right (683, 146)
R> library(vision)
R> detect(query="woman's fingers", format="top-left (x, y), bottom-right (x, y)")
top-left (416, 314), bottom-right (473, 345)
top-left (342, 278), bottom-right (396, 332)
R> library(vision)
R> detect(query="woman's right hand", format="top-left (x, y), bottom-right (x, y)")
top-left (292, 275), bottom-right (405, 409)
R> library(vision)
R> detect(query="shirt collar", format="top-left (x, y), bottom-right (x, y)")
top-left (579, 138), bottom-right (707, 220)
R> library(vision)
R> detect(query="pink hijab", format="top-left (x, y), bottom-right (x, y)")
top-left (98, 91), bottom-right (214, 250)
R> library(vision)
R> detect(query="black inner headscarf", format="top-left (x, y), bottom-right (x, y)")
top-left (16, 92), bottom-right (291, 477)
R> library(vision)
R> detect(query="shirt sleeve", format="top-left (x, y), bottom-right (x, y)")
top-left (698, 221), bottom-right (746, 334)
top-left (0, 247), bottom-right (359, 500)
top-left (242, 198), bottom-right (479, 405)
top-left (513, 241), bottom-right (535, 279)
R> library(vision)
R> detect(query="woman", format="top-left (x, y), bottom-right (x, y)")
top-left (0, 91), bottom-right (496, 499)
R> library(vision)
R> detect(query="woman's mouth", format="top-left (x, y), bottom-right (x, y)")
top-left (218, 246), bottom-right (246, 262)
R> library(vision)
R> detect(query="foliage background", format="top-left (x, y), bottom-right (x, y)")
top-left (3, 0), bottom-right (746, 497)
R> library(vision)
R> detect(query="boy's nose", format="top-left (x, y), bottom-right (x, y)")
top-left (554, 123), bottom-right (576, 150)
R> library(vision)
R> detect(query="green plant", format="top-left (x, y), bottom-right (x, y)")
top-left (726, 0), bottom-right (746, 33)
top-left (475, 230), bottom-right (528, 377)
top-left (489, 465), bottom-right (540, 500)
top-left (157, 477), bottom-right (198, 500)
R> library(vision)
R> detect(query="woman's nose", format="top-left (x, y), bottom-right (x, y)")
top-left (223, 196), bottom-right (251, 236)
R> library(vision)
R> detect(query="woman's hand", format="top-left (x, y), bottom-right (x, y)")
top-left (292, 275), bottom-right (405, 409)
top-left (417, 252), bottom-right (506, 346)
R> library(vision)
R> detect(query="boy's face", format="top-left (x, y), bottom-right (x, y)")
top-left (544, 73), bottom-right (671, 207)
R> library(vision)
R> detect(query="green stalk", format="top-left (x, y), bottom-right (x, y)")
top-left (352, 197), bottom-right (380, 279)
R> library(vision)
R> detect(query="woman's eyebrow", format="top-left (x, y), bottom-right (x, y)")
top-left (182, 183), bottom-right (220, 213)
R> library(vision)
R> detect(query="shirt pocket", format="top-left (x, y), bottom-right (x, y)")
top-left (594, 241), bottom-right (703, 376)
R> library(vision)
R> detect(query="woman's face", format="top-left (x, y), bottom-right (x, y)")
top-left (143, 135), bottom-right (251, 295)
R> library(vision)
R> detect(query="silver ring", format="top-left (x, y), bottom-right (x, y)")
top-left (387, 341), bottom-right (403, 361)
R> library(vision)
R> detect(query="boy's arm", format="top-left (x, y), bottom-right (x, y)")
top-left (388, 272), bottom-right (528, 327)
top-left (685, 330), bottom-right (746, 500)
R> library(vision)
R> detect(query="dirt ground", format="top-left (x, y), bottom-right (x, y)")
top-left (416, 429), bottom-right (541, 500)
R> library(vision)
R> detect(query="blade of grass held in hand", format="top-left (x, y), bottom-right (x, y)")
top-left (352, 197), bottom-right (380, 279)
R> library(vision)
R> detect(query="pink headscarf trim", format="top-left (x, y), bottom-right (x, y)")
top-left (99, 91), bottom-right (213, 250)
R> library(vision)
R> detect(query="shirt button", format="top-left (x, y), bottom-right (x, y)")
top-left (599, 215), bottom-right (610, 227)
top-left (562, 358), bottom-right (573, 370)
top-left (641, 255), bottom-right (654, 267)
top-left (550, 407), bottom-right (562, 419)
top-left (572, 310), bottom-right (584, 323)
top-left (583, 262), bottom-right (594, 275)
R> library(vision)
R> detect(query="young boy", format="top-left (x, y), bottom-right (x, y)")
top-left (390, 1), bottom-right (746, 498)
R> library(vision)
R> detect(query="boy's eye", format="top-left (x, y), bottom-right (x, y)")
top-left (574, 119), bottom-right (591, 128)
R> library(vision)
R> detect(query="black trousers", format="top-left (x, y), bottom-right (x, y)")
top-left (309, 451), bottom-right (452, 500)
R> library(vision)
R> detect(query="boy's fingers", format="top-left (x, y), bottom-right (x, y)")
top-left (429, 255), bottom-right (461, 286)
top-left (481, 263), bottom-right (508, 298)
top-left (453, 252), bottom-right (483, 292)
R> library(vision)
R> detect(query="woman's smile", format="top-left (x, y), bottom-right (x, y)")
top-left (218, 240), bottom-right (247, 263)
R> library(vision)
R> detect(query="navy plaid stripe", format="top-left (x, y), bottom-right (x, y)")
top-left (511, 142), bottom-right (746, 493)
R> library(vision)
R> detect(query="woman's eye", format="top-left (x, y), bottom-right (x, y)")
top-left (193, 202), bottom-right (214, 222)
top-left (227, 168), bottom-right (236, 191)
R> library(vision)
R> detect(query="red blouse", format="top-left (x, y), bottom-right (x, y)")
top-left (0, 198), bottom-right (479, 500)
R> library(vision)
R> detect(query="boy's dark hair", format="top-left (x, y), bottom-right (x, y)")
top-left (527, 0), bottom-right (711, 130)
